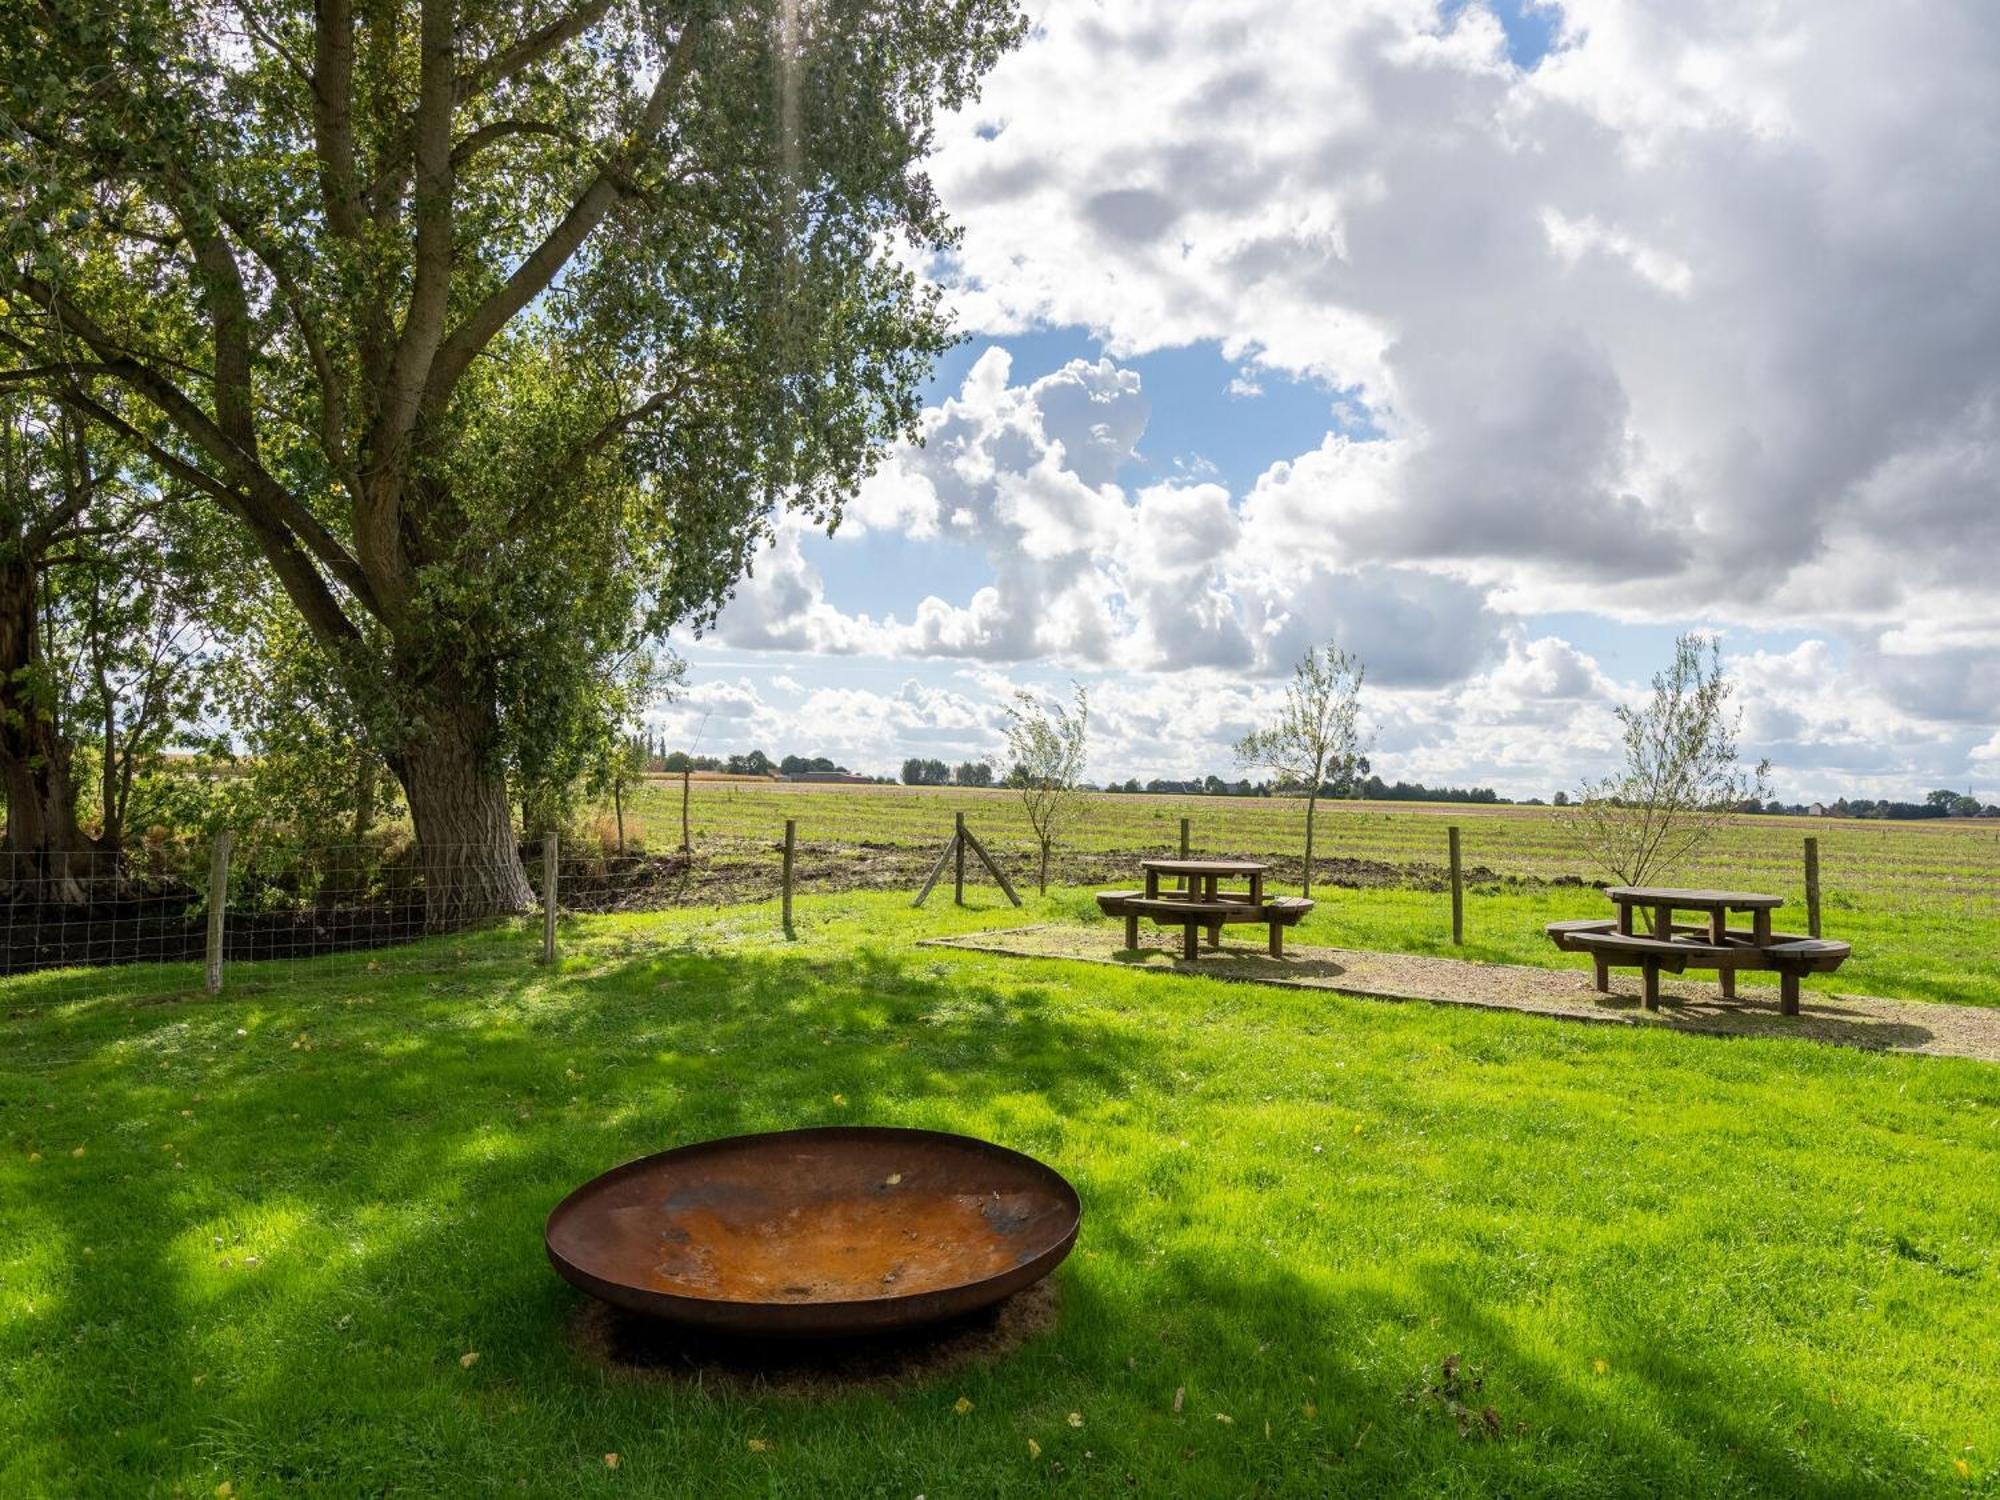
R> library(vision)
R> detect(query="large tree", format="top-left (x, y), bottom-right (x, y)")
top-left (0, 0), bottom-right (1022, 922)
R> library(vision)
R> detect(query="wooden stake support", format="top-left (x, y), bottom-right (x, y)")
top-left (1448, 825), bottom-right (1464, 946)
top-left (913, 814), bottom-right (1022, 908)
top-left (541, 831), bottom-right (559, 965)
top-left (205, 829), bottom-right (234, 995)
top-left (782, 818), bottom-right (796, 934)
top-left (1804, 836), bottom-right (1821, 939)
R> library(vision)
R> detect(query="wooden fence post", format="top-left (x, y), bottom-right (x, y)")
top-left (205, 830), bottom-right (234, 995)
top-left (1179, 816), bottom-right (1191, 857)
top-left (541, 831), bottom-right (559, 965)
top-left (782, 818), bottom-right (796, 934)
top-left (954, 811), bottom-right (967, 906)
top-left (1448, 825), bottom-right (1464, 946)
top-left (1804, 836), bottom-right (1821, 939)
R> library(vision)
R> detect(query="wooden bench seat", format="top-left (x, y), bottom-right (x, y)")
top-left (1545, 918), bottom-right (1616, 945)
top-left (1763, 939), bottom-right (1851, 973)
top-left (1544, 921), bottom-right (1851, 1014)
top-left (1098, 890), bottom-right (1314, 959)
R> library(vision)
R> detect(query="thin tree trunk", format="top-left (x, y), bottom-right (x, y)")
top-left (1038, 837), bottom-right (1049, 895)
top-left (0, 554), bottom-right (89, 901)
top-left (613, 778), bottom-right (624, 854)
top-left (680, 768), bottom-right (692, 855)
top-left (389, 694), bottom-right (534, 928)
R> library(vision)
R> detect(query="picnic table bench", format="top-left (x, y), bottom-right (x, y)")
top-left (1546, 887), bottom-right (1850, 1014)
top-left (1098, 858), bottom-right (1314, 959)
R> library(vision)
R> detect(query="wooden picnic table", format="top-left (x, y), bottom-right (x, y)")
top-left (1105, 858), bottom-right (1309, 958)
top-left (1140, 857), bottom-right (1267, 906)
top-left (1551, 885), bottom-right (1847, 1014)
top-left (1605, 886), bottom-right (1783, 946)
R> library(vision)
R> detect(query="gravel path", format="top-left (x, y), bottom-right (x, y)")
top-left (924, 925), bottom-right (2000, 1063)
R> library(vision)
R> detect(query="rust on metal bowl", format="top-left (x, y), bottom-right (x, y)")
top-left (545, 1126), bottom-right (1081, 1337)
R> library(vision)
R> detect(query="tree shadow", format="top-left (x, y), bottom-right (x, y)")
top-left (7, 931), bottom-right (1157, 1486)
top-left (6, 926), bottom-right (1978, 1494)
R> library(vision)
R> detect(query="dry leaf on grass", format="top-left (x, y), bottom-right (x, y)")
top-left (459, 1351), bottom-right (479, 1369)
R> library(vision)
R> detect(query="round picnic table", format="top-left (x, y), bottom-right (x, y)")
top-left (1139, 857), bottom-right (1268, 906)
top-left (1604, 886), bottom-right (1784, 945)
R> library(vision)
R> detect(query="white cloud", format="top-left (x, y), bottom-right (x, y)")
top-left (690, 0), bottom-right (2000, 797)
top-left (924, 0), bottom-right (2000, 639)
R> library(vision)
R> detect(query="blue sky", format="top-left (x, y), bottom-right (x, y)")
top-left (661, 0), bottom-right (2000, 801)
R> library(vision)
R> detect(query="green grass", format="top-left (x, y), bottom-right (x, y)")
top-left (625, 782), bottom-right (2000, 1007)
top-left (5, 891), bottom-right (1999, 1496)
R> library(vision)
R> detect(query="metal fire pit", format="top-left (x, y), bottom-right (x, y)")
top-left (545, 1126), bottom-right (1081, 1337)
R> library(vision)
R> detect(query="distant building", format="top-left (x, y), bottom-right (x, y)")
top-left (1806, 803), bottom-right (1827, 817)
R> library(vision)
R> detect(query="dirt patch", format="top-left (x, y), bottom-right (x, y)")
top-left (562, 842), bottom-right (1472, 910)
top-left (564, 1278), bottom-right (1060, 1398)
top-left (924, 924), bottom-right (2000, 1063)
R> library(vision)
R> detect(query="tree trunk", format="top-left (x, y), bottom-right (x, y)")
top-left (1038, 837), bottom-right (1049, 895)
top-left (350, 758), bottom-right (378, 845)
top-left (1302, 791), bottom-right (1318, 898)
top-left (389, 694), bottom-right (534, 928)
top-left (0, 554), bottom-right (90, 902)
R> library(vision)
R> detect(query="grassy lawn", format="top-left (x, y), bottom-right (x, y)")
top-left (5, 891), bottom-right (1999, 1496)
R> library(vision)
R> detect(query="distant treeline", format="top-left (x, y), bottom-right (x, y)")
top-left (638, 737), bottom-right (1997, 816)
top-left (1099, 771), bottom-right (1503, 803)
top-left (1786, 793), bottom-right (1998, 820)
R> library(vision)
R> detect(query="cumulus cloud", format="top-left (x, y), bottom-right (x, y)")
top-left (690, 0), bottom-right (2000, 797)
top-left (927, 0), bottom-right (2000, 632)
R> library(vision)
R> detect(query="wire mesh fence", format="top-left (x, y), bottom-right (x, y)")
top-left (3, 787), bottom-right (1984, 1001)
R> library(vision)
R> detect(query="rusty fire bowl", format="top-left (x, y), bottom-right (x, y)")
top-left (545, 1126), bottom-right (1081, 1337)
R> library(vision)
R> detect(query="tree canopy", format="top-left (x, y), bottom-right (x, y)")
top-left (1564, 633), bottom-right (1772, 890)
top-left (0, 0), bottom-right (1024, 918)
top-left (1235, 643), bottom-right (1366, 898)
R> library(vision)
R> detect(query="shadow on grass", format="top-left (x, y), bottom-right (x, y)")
top-left (7, 933), bottom-right (1155, 1485)
top-left (2, 929), bottom-right (1965, 1494)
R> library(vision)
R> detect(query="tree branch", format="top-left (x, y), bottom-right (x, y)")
top-left (47, 385), bottom-right (365, 655)
top-left (423, 14), bottom-right (705, 407)
top-left (370, 0), bottom-right (460, 464)
top-left (311, 0), bottom-right (364, 239)
top-left (210, 200), bottom-right (363, 498)
top-left (449, 118), bottom-right (581, 170)
top-left (9, 273), bottom-right (378, 615)
top-left (456, 0), bottom-right (614, 100)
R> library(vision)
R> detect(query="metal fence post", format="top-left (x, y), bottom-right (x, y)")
top-left (1448, 825), bottom-right (1464, 946)
top-left (205, 830), bottom-right (234, 995)
top-left (541, 831), bottom-right (559, 965)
